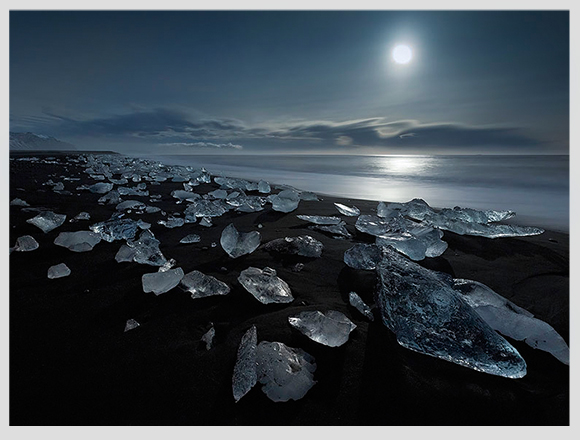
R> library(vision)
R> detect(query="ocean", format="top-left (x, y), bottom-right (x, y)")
top-left (138, 154), bottom-right (569, 232)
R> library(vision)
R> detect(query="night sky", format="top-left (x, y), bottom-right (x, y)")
top-left (9, 10), bottom-right (570, 154)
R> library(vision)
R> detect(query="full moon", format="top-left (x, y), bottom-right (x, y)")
top-left (392, 44), bottom-right (413, 64)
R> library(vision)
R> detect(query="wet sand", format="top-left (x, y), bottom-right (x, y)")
top-left (9, 152), bottom-right (569, 425)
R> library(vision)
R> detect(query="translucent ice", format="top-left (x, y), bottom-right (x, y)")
top-left (435, 206), bottom-right (515, 224)
top-left (27, 211), bottom-right (66, 233)
top-left (374, 247), bottom-right (527, 378)
top-left (116, 200), bottom-right (146, 212)
top-left (349, 292), bottom-right (374, 321)
top-left (115, 244), bottom-right (136, 262)
top-left (47, 263), bottom-right (71, 279)
top-left (422, 214), bottom-right (544, 238)
top-left (262, 235), bottom-right (323, 258)
top-left (375, 232), bottom-right (428, 261)
top-left (179, 234), bottom-right (201, 244)
top-left (309, 221), bottom-right (352, 238)
top-left (12, 235), bottom-right (39, 252)
top-left (256, 341), bottom-right (317, 402)
top-left (355, 214), bottom-right (401, 237)
top-left (232, 325), bottom-right (258, 403)
top-left (452, 279), bottom-right (569, 365)
top-left (127, 229), bottom-right (169, 267)
top-left (171, 189), bottom-right (200, 201)
top-left (98, 190), bottom-right (122, 205)
top-left (70, 212), bottom-right (91, 222)
top-left (220, 223), bottom-right (261, 258)
top-left (90, 218), bottom-right (145, 242)
top-left (180, 270), bottom-right (230, 299)
top-left (258, 180), bottom-right (271, 194)
top-left (54, 231), bottom-right (102, 252)
top-left (158, 216), bottom-right (185, 228)
top-left (238, 267), bottom-right (293, 304)
top-left (288, 310), bottom-right (356, 347)
top-left (334, 203), bottom-right (360, 216)
top-left (124, 319), bottom-right (140, 332)
top-left (268, 189), bottom-right (301, 213)
top-left (10, 198), bottom-right (29, 207)
top-left (343, 243), bottom-right (384, 270)
top-left (201, 324), bottom-right (216, 350)
top-left (184, 199), bottom-right (229, 220)
top-left (199, 217), bottom-right (213, 227)
top-left (296, 215), bottom-right (342, 225)
top-left (208, 189), bottom-right (228, 199)
top-left (378, 198), bottom-right (435, 221)
top-left (142, 267), bottom-right (184, 295)
top-left (87, 182), bottom-right (114, 194)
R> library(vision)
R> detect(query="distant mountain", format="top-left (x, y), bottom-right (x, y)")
top-left (9, 132), bottom-right (76, 151)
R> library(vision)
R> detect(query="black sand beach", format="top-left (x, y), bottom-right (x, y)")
top-left (9, 152), bottom-right (569, 426)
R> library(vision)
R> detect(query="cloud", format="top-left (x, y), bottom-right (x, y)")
top-left (160, 141), bottom-right (243, 150)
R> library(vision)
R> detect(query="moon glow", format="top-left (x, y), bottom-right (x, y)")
top-left (392, 45), bottom-right (413, 64)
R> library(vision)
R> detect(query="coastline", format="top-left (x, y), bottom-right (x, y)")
top-left (9, 151), bottom-right (569, 425)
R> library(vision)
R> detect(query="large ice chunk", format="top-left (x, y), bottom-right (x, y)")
top-left (378, 198), bottom-right (435, 221)
top-left (334, 202), bottom-right (360, 216)
top-left (220, 223), bottom-right (261, 258)
top-left (288, 310), bottom-right (356, 347)
top-left (232, 325), bottom-right (258, 403)
top-left (12, 235), bottom-right (39, 252)
top-left (54, 231), bottom-right (102, 252)
top-left (180, 270), bottom-right (230, 299)
top-left (349, 292), bottom-right (374, 321)
top-left (262, 235), bottom-right (323, 258)
top-left (142, 267), bottom-right (184, 295)
top-left (127, 229), bottom-right (168, 267)
top-left (374, 247), bottom-right (527, 378)
top-left (422, 213), bottom-right (544, 238)
top-left (256, 341), bottom-right (317, 402)
top-left (47, 263), bottom-right (71, 279)
top-left (452, 279), bottom-right (569, 365)
top-left (238, 267), bottom-right (293, 304)
top-left (26, 211), bottom-right (66, 233)
top-left (268, 189), bottom-right (300, 213)
top-left (258, 180), bottom-right (271, 194)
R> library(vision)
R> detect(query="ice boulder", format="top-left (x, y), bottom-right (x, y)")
top-left (220, 223), bottom-right (261, 258)
top-left (262, 235), bottom-right (323, 258)
top-left (343, 243), bottom-right (384, 270)
top-left (268, 189), bottom-right (300, 213)
top-left (127, 229), bottom-right (168, 267)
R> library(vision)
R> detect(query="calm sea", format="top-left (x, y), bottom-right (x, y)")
top-left (140, 154), bottom-right (569, 232)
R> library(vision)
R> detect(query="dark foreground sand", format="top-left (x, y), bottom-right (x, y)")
top-left (9, 152), bottom-right (569, 426)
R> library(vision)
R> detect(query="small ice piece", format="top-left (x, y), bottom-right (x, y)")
top-left (452, 279), bottom-right (569, 365)
top-left (10, 198), bottom-right (29, 207)
top-left (268, 189), bottom-right (301, 213)
top-left (124, 319), bottom-right (140, 332)
top-left (115, 244), bottom-right (136, 262)
top-left (375, 247), bottom-right (527, 378)
top-left (158, 216), bottom-right (185, 228)
top-left (184, 199), bottom-right (228, 220)
top-left (70, 212), bottom-right (91, 222)
top-left (349, 292), bottom-right (374, 321)
top-left (199, 217), bottom-right (213, 227)
top-left (54, 231), bottom-right (102, 252)
top-left (90, 217), bottom-right (142, 242)
top-left (12, 235), bottom-right (39, 252)
top-left (116, 200), bottom-right (146, 211)
top-left (299, 191), bottom-right (319, 201)
top-left (257, 180), bottom-right (271, 194)
top-left (127, 229), bottom-right (168, 267)
top-left (208, 189), bottom-right (228, 199)
top-left (201, 324), bottom-right (216, 350)
top-left (171, 189), bottom-right (200, 201)
top-left (296, 214), bottom-right (342, 225)
top-left (180, 234), bottom-right (201, 244)
top-left (180, 270), bottom-right (230, 299)
top-left (145, 206), bottom-right (161, 214)
top-left (47, 263), bottom-right (71, 279)
top-left (98, 190), bottom-right (122, 205)
top-left (232, 325), bottom-right (258, 403)
top-left (142, 267), bottom-right (184, 295)
top-left (256, 341), bottom-right (317, 402)
top-left (238, 267), bottom-right (293, 304)
top-left (118, 186), bottom-right (149, 196)
top-left (343, 243), bottom-right (384, 270)
top-left (52, 182), bottom-right (65, 191)
top-left (26, 211), bottom-right (66, 233)
top-left (262, 235), bottom-right (323, 258)
top-left (309, 221), bottom-right (352, 238)
top-left (288, 310), bottom-right (356, 347)
top-left (334, 202), bottom-right (360, 216)
top-left (87, 182), bottom-right (114, 194)
top-left (220, 223), bottom-right (261, 258)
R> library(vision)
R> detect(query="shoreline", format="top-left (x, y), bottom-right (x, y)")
top-left (9, 150), bottom-right (569, 425)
